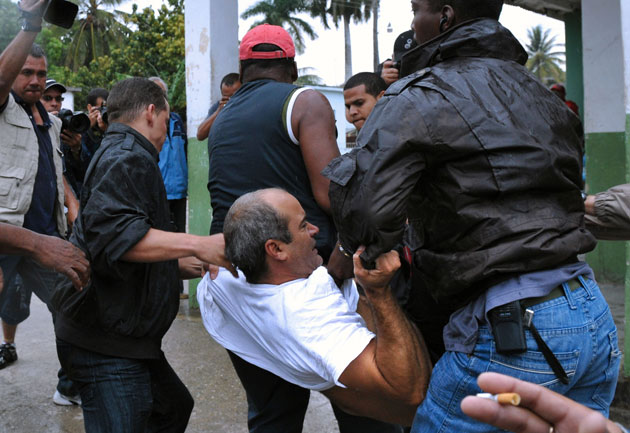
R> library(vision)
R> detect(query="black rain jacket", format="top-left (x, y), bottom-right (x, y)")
top-left (53, 123), bottom-right (180, 359)
top-left (324, 19), bottom-right (596, 308)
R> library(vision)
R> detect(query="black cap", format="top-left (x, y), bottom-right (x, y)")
top-left (393, 30), bottom-right (418, 62)
top-left (45, 79), bottom-right (67, 93)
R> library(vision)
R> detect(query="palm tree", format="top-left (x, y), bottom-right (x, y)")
top-left (241, 0), bottom-right (317, 55)
top-left (64, 0), bottom-right (130, 71)
top-left (525, 25), bottom-right (565, 86)
top-left (371, 0), bottom-right (380, 71)
top-left (296, 67), bottom-right (324, 85)
top-left (307, 0), bottom-right (372, 81)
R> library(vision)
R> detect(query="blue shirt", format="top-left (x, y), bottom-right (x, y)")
top-left (443, 261), bottom-right (595, 353)
top-left (12, 92), bottom-right (58, 236)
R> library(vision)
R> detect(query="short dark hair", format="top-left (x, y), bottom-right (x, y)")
top-left (224, 190), bottom-right (293, 283)
top-left (87, 88), bottom-right (109, 106)
top-left (221, 73), bottom-right (240, 88)
top-left (240, 44), bottom-right (296, 80)
top-left (426, 0), bottom-right (503, 20)
top-left (29, 43), bottom-right (46, 59)
top-left (106, 78), bottom-right (167, 124)
top-left (344, 72), bottom-right (387, 97)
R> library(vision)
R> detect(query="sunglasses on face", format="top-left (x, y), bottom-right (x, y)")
top-left (42, 95), bottom-right (64, 102)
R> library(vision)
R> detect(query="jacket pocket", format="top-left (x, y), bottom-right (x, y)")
top-left (0, 166), bottom-right (26, 210)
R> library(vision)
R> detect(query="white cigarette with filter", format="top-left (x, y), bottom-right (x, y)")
top-left (476, 392), bottom-right (521, 406)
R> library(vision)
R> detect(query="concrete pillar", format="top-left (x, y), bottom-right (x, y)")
top-left (620, 0), bottom-right (630, 378)
top-left (185, 0), bottom-right (238, 304)
top-left (582, 0), bottom-right (627, 283)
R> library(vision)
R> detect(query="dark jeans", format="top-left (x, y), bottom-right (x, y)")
top-left (0, 254), bottom-right (76, 396)
top-left (57, 340), bottom-right (193, 433)
top-left (168, 198), bottom-right (187, 233)
top-left (227, 351), bottom-right (404, 433)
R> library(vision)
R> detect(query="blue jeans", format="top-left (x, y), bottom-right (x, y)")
top-left (57, 340), bottom-right (193, 433)
top-left (411, 277), bottom-right (621, 433)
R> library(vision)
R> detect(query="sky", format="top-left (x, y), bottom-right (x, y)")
top-left (117, 0), bottom-right (566, 87)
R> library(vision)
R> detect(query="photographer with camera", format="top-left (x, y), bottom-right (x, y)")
top-left (0, 0), bottom-right (84, 407)
top-left (40, 78), bottom-right (84, 225)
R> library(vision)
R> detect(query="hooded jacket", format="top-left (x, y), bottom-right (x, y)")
top-left (324, 19), bottom-right (596, 308)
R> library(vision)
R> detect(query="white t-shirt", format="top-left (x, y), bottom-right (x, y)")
top-left (197, 266), bottom-right (375, 391)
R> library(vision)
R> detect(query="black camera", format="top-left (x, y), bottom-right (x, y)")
top-left (43, 0), bottom-right (78, 29)
top-left (391, 60), bottom-right (401, 70)
top-left (97, 105), bottom-right (108, 125)
top-left (59, 109), bottom-right (90, 134)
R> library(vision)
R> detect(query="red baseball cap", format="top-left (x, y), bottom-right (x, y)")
top-left (239, 24), bottom-right (296, 60)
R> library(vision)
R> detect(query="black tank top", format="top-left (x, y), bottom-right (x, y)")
top-left (207, 79), bottom-right (336, 261)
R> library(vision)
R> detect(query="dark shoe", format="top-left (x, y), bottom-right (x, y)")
top-left (0, 343), bottom-right (17, 369)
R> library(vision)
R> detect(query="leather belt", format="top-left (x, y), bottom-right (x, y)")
top-left (521, 278), bottom-right (582, 309)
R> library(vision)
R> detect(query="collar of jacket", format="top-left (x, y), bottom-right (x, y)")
top-left (400, 18), bottom-right (528, 78)
top-left (106, 122), bottom-right (159, 161)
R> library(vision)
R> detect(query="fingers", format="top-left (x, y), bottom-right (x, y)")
top-left (66, 269), bottom-right (84, 292)
top-left (461, 395), bottom-right (550, 433)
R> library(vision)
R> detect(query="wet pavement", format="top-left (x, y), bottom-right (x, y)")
top-left (0, 281), bottom-right (628, 432)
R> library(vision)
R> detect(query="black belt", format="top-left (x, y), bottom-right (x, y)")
top-left (521, 277), bottom-right (582, 309)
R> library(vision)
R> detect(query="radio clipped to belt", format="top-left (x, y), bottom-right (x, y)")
top-left (489, 300), bottom-right (569, 385)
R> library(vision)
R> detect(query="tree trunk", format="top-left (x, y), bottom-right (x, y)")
top-left (372, 0), bottom-right (379, 71)
top-left (344, 14), bottom-right (352, 81)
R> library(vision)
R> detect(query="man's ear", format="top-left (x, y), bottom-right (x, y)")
top-left (290, 61), bottom-right (298, 83)
top-left (265, 239), bottom-right (288, 261)
top-left (145, 104), bottom-right (156, 125)
top-left (376, 90), bottom-right (385, 100)
top-left (440, 5), bottom-right (456, 32)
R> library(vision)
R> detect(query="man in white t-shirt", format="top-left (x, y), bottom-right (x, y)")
top-left (198, 188), bottom-right (431, 425)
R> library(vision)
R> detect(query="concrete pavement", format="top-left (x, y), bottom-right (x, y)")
top-left (0, 281), bottom-right (628, 432)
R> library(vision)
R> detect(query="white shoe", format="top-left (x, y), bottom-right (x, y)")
top-left (53, 390), bottom-right (81, 406)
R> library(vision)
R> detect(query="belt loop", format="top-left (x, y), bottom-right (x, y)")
top-left (562, 281), bottom-right (577, 310)
top-left (577, 275), bottom-right (595, 300)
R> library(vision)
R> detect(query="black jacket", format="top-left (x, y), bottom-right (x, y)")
top-left (324, 19), bottom-right (596, 308)
top-left (53, 123), bottom-right (180, 359)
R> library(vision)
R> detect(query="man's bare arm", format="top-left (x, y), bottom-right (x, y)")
top-left (323, 247), bottom-right (431, 425)
top-left (63, 175), bottom-right (79, 229)
top-left (121, 228), bottom-right (236, 277)
top-left (0, 0), bottom-right (46, 106)
top-left (0, 223), bottom-right (90, 290)
top-left (196, 110), bottom-right (219, 140)
top-left (292, 89), bottom-right (340, 214)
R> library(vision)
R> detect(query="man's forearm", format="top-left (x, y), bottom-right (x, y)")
top-left (365, 288), bottom-right (431, 403)
top-left (196, 111), bottom-right (218, 140)
top-left (121, 228), bottom-right (202, 263)
top-left (0, 223), bottom-right (40, 256)
top-left (0, 2), bottom-right (43, 104)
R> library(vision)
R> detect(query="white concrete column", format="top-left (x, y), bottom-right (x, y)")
top-left (581, 0), bottom-right (625, 134)
top-left (184, 0), bottom-right (239, 137)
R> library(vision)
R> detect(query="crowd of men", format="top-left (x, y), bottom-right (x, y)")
top-left (0, 0), bottom-right (627, 432)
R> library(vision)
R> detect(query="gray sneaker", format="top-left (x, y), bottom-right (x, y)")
top-left (0, 343), bottom-right (17, 369)
top-left (53, 390), bottom-right (82, 406)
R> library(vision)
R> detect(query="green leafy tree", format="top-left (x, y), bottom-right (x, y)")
top-left (296, 67), bottom-right (324, 85)
top-left (0, 0), bottom-right (21, 53)
top-left (525, 25), bottom-right (565, 86)
top-left (241, 0), bottom-right (317, 55)
top-left (65, 0), bottom-right (130, 71)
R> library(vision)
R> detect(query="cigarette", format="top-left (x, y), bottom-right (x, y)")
top-left (476, 392), bottom-right (521, 406)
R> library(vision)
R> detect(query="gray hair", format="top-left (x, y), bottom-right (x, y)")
top-left (224, 189), bottom-right (292, 283)
top-left (148, 76), bottom-right (168, 95)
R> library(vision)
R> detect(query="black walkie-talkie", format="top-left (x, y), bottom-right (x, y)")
top-left (488, 301), bottom-right (527, 354)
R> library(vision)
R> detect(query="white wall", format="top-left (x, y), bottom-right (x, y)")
top-left (582, 0), bottom-right (626, 133)
top-left (184, 0), bottom-right (238, 138)
top-left (621, 0), bottom-right (630, 115)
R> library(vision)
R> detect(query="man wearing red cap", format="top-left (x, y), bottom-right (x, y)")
top-left (207, 24), bottom-right (404, 433)
top-left (551, 83), bottom-right (580, 116)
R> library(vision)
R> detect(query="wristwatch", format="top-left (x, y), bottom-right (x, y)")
top-left (21, 19), bottom-right (42, 32)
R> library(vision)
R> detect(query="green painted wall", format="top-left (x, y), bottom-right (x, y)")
top-left (564, 12), bottom-right (584, 123)
top-left (585, 131), bottom-right (627, 282)
top-left (187, 137), bottom-right (212, 307)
